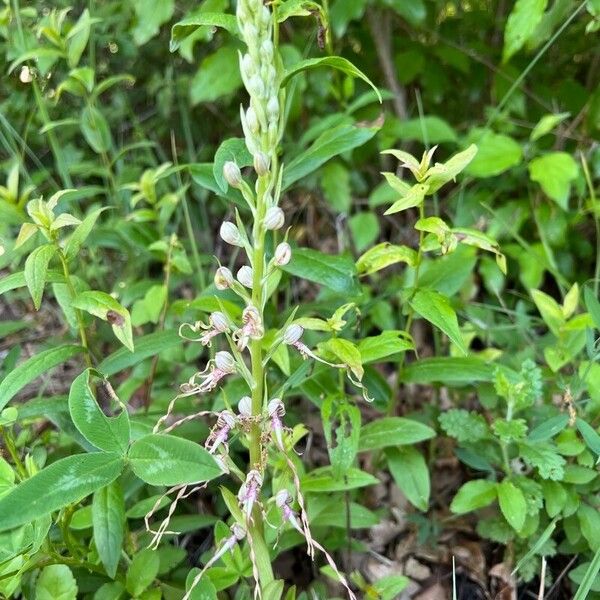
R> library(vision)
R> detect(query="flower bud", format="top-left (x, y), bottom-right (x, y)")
top-left (238, 396), bottom-right (252, 416)
top-left (214, 266), bottom-right (234, 290)
top-left (283, 324), bottom-right (304, 345)
top-left (210, 311), bottom-right (229, 332)
top-left (220, 410), bottom-right (237, 428)
top-left (263, 206), bottom-right (284, 230)
top-left (246, 106), bottom-right (260, 134)
top-left (242, 53), bottom-right (254, 78)
top-left (232, 523), bottom-right (246, 540)
top-left (254, 151), bottom-right (270, 176)
top-left (223, 161), bottom-right (243, 189)
top-left (249, 75), bottom-right (265, 98)
top-left (215, 351), bottom-right (235, 372)
top-left (275, 489), bottom-right (291, 508)
top-left (274, 242), bottom-right (291, 266)
top-left (220, 221), bottom-right (244, 247)
top-left (268, 398), bottom-right (285, 416)
top-left (19, 66), bottom-right (33, 83)
top-left (237, 265), bottom-right (254, 288)
top-left (267, 96), bottom-right (279, 121)
top-left (260, 40), bottom-right (274, 60)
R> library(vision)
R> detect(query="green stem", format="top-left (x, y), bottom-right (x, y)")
top-left (57, 248), bottom-right (93, 368)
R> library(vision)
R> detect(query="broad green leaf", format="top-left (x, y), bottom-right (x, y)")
top-left (503, 0), bottom-right (548, 62)
top-left (15, 222), bottom-right (38, 248)
top-left (128, 434), bottom-right (222, 486)
top-left (72, 290), bottom-right (134, 352)
top-left (98, 329), bottom-right (180, 376)
top-left (281, 248), bottom-right (359, 295)
top-left (530, 112), bottom-right (570, 141)
top-left (358, 331), bottom-right (414, 363)
top-left (65, 207), bottom-right (108, 261)
top-left (371, 574), bottom-right (410, 600)
top-left (541, 481), bottom-right (567, 518)
top-left (387, 447), bottom-right (430, 511)
top-left (132, 0), bottom-right (174, 45)
top-left (579, 504), bottom-right (600, 551)
top-left (0, 344), bottom-right (83, 412)
top-left (321, 397), bottom-right (361, 478)
top-left (528, 414), bottom-right (569, 442)
top-left (319, 338), bottom-right (363, 380)
top-left (81, 106), bottom-right (112, 153)
top-left (349, 212), bottom-right (379, 251)
top-left (424, 144), bottom-right (478, 194)
top-left (383, 181), bottom-right (428, 215)
top-left (67, 8), bottom-right (91, 68)
top-left (410, 288), bottom-right (467, 355)
top-left (529, 152), bottom-right (579, 210)
top-left (94, 582), bottom-right (126, 600)
top-left (0, 452), bottom-right (124, 531)
top-left (450, 479), bottom-right (497, 514)
top-left (93, 481), bottom-right (125, 578)
top-left (466, 130), bottom-right (522, 177)
top-left (576, 418), bottom-right (600, 456)
top-left (281, 56), bottom-right (381, 102)
top-left (356, 242), bottom-right (417, 275)
top-left (390, 116), bottom-right (456, 144)
top-left (68, 369), bottom-right (130, 454)
top-left (283, 123), bottom-right (379, 189)
top-left (497, 480), bottom-right (526, 531)
top-left (531, 289), bottom-right (564, 336)
top-left (126, 548), bottom-right (160, 596)
top-left (170, 13), bottom-right (239, 51)
top-left (321, 161), bottom-right (351, 212)
top-left (573, 546), bottom-right (600, 599)
top-left (301, 466), bottom-right (378, 492)
top-left (278, 0), bottom-right (323, 22)
top-left (24, 243), bottom-right (55, 309)
top-left (191, 46), bottom-right (242, 105)
top-left (381, 0), bottom-right (426, 25)
top-left (36, 565), bottom-right (78, 600)
top-left (185, 569), bottom-right (218, 599)
top-left (401, 357), bottom-right (495, 384)
top-left (359, 417), bottom-right (435, 451)
top-left (310, 499), bottom-right (378, 529)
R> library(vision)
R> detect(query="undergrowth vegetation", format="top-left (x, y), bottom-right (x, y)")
top-left (1, 0), bottom-right (600, 598)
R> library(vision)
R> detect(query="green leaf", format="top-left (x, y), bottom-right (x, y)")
top-left (391, 116), bottom-right (456, 144)
top-left (98, 330), bottom-right (181, 376)
top-left (425, 145), bottom-right (478, 194)
top-left (387, 447), bottom-right (430, 511)
top-left (213, 138), bottom-right (252, 193)
top-left (126, 548), bottom-right (160, 596)
top-left (349, 212), bottom-right (379, 251)
top-left (530, 112), bottom-right (570, 141)
top-left (128, 434), bottom-right (222, 486)
top-left (36, 565), bottom-right (78, 600)
top-left (519, 442), bottom-right (565, 480)
top-left (170, 13), bottom-right (239, 51)
top-left (356, 242), bottom-right (417, 275)
top-left (72, 291), bottom-right (134, 352)
top-left (466, 130), bottom-right (522, 177)
top-left (401, 357), bottom-right (494, 384)
top-left (439, 409), bottom-right (489, 442)
top-left (319, 338), bottom-right (363, 380)
top-left (358, 331), bottom-right (413, 363)
top-left (0, 344), bottom-right (83, 412)
top-left (321, 161), bottom-right (351, 212)
top-left (24, 243), bottom-right (55, 310)
top-left (497, 480), bottom-right (526, 531)
top-left (94, 582), bottom-right (126, 600)
top-left (576, 418), bottom-right (600, 457)
top-left (67, 8), bottom-right (91, 68)
top-left (281, 56), bottom-right (381, 102)
top-left (81, 106), bottom-right (112, 154)
top-left (68, 369), bottom-right (130, 454)
top-left (573, 546), bottom-right (600, 600)
top-left (93, 481), bottom-right (125, 578)
top-left (283, 123), bottom-right (379, 189)
top-left (579, 504), bottom-right (600, 551)
top-left (503, 0), bottom-right (548, 62)
top-left (185, 569), bottom-right (218, 599)
top-left (381, 0), bottom-right (426, 24)
top-left (0, 270), bottom-right (63, 296)
top-left (531, 289), bottom-right (564, 336)
top-left (450, 480), bottom-right (497, 514)
top-left (529, 152), bottom-right (579, 210)
top-left (359, 417), bottom-right (435, 451)
top-left (281, 247), bottom-right (359, 295)
top-left (0, 452), bottom-right (124, 531)
top-left (191, 46), bottom-right (243, 105)
top-left (383, 181), bottom-right (428, 215)
top-left (301, 466), bottom-right (378, 492)
top-left (409, 288), bottom-right (467, 355)
top-left (371, 574), bottom-right (410, 600)
top-left (131, 0), bottom-right (174, 45)
top-left (65, 207), bottom-right (108, 261)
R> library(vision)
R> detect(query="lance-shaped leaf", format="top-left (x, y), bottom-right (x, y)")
top-left (383, 181), bottom-right (428, 215)
top-left (356, 242), bottom-right (417, 275)
top-left (24, 243), bottom-right (56, 310)
top-left (170, 13), bottom-right (239, 52)
top-left (93, 481), bottom-right (125, 578)
top-left (424, 144), bottom-right (478, 193)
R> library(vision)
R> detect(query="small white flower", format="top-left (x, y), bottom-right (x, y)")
top-left (267, 96), bottom-right (279, 121)
top-left (214, 267), bottom-right (234, 290)
top-left (223, 161), bottom-right (242, 189)
top-left (238, 396), bottom-right (252, 416)
top-left (274, 242), bottom-right (291, 266)
top-left (253, 151), bottom-right (270, 176)
top-left (283, 324), bottom-right (304, 345)
top-left (237, 265), bottom-right (254, 289)
top-left (263, 206), bottom-right (284, 230)
top-left (210, 311), bottom-right (230, 332)
top-left (215, 351), bottom-right (236, 372)
top-left (246, 106), bottom-right (260, 134)
top-left (220, 222), bottom-right (244, 247)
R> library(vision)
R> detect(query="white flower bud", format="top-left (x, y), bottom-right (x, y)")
top-left (210, 311), bottom-right (229, 332)
top-left (254, 151), bottom-right (270, 176)
top-left (246, 106), bottom-right (260, 134)
top-left (260, 5), bottom-right (271, 26)
top-left (220, 221), bottom-right (244, 247)
top-left (261, 40), bottom-right (274, 60)
top-left (267, 96), bottom-right (279, 120)
top-left (242, 53), bottom-right (254, 78)
top-left (274, 242), bottom-right (291, 266)
top-left (238, 396), bottom-right (252, 416)
top-left (283, 324), bottom-right (304, 345)
top-left (268, 398), bottom-right (285, 416)
top-left (223, 161), bottom-right (243, 189)
top-left (275, 489), bottom-right (291, 508)
top-left (215, 351), bottom-right (235, 372)
top-left (19, 66), bottom-right (33, 83)
top-left (214, 266), bottom-right (234, 290)
top-left (220, 410), bottom-right (237, 428)
top-left (249, 75), bottom-right (265, 98)
top-left (263, 206), bottom-right (284, 230)
top-left (237, 265), bottom-right (254, 288)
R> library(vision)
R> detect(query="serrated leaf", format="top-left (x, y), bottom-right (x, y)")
top-left (410, 288), bottom-right (467, 355)
top-left (24, 243), bottom-right (55, 309)
top-left (0, 452), bottom-right (124, 532)
top-left (128, 434), bottom-right (222, 486)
